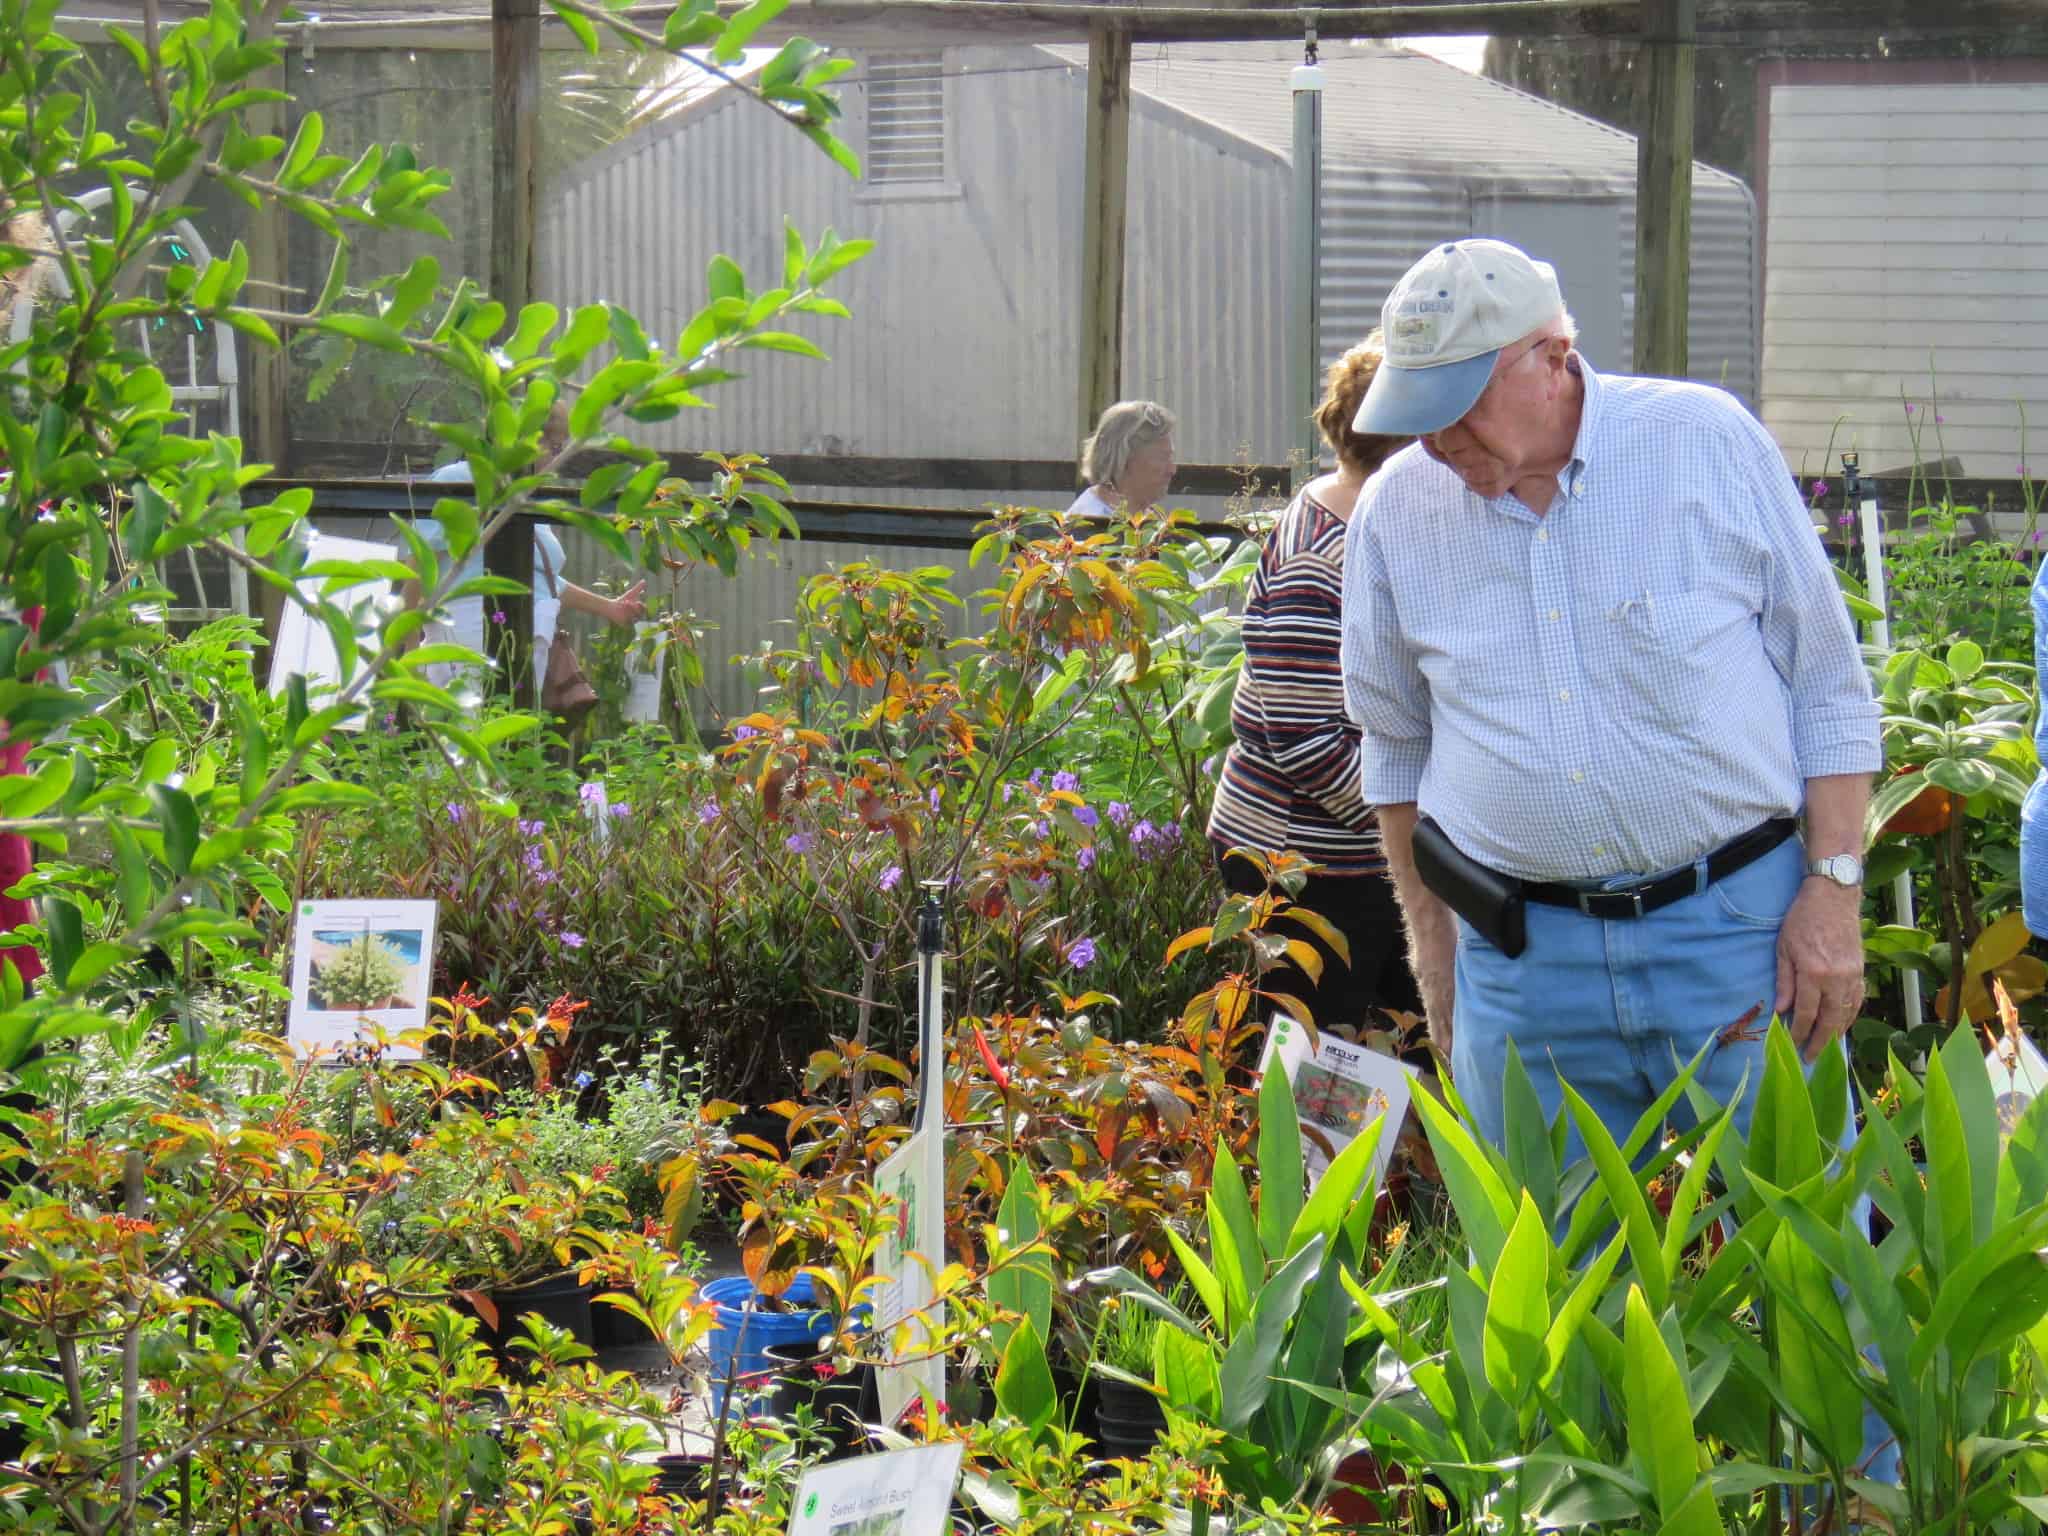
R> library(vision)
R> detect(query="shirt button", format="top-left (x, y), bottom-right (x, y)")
top-left (1548, 608), bottom-right (1561, 621)
top-left (1593, 844), bottom-right (1606, 857)
top-left (1558, 688), bottom-right (1571, 701)
top-left (1536, 529), bottom-right (1550, 542)
top-left (1571, 770), bottom-right (1585, 783)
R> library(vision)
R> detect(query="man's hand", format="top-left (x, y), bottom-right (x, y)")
top-left (1775, 877), bottom-right (1865, 1061)
top-left (1418, 965), bottom-right (1456, 1059)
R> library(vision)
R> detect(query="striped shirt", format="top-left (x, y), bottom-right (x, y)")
top-left (1341, 357), bottom-right (1882, 884)
top-left (1209, 486), bottom-right (1386, 876)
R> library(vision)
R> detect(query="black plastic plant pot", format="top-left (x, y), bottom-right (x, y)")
top-left (763, 1338), bottom-right (876, 1456)
top-left (650, 1453), bottom-right (720, 1501)
top-left (466, 1272), bottom-right (597, 1369)
top-left (591, 1292), bottom-right (660, 1353)
top-left (1092, 1376), bottom-right (1166, 1458)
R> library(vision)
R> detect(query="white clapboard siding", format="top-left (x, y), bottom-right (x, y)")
top-left (1762, 81), bottom-right (2048, 478)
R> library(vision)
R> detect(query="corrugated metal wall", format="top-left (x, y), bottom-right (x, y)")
top-left (1762, 80), bottom-right (2048, 480)
top-left (1610, 178), bottom-right (1760, 405)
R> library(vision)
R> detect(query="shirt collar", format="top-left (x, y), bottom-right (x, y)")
top-left (1561, 352), bottom-right (1599, 497)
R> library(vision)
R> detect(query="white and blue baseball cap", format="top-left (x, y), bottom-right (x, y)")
top-left (1352, 239), bottom-right (1565, 436)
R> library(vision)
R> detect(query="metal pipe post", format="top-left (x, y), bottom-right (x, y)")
top-left (1290, 33), bottom-right (1324, 486)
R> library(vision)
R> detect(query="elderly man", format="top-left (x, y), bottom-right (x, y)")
top-left (1338, 237), bottom-right (1881, 1155)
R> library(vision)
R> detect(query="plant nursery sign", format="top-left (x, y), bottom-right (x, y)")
top-left (1987, 1026), bottom-right (2048, 1142)
top-left (286, 899), bottom-right (439, 1060)
top-left (788, 1441), bottom-right (963, 1536)
top-left (1259, 1014), bottom-right (1414, 1187)
top-left (871, 1120), bottom-right (945, 1428)
top-left (265, 532), bottom-right (395, 729)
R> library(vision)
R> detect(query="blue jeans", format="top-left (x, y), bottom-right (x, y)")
top-left (1449, 834), bottom-right (1899, 1486)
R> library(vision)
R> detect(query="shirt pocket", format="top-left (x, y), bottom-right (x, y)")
top-left (1601, 592), bottom-right (1724, 733)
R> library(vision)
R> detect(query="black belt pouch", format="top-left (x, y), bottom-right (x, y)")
top-left (1411, 817), bottom-right (1527, 959)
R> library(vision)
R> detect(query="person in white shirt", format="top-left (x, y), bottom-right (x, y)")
top-left (407, 405), bottom-right (646, 692)
top-left (1070, 400), bottom-right (1176, 519)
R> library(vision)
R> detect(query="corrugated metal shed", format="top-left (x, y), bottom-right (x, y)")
top-left (538, 41), bottom-right (1761, 723)
top-left (1761, 79), bottom-right (2048, 482)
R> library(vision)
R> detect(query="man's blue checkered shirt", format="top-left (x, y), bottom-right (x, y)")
top-left (1340, 358), bottom-right (1882, 884)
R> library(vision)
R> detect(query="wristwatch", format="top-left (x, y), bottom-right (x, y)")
top-left (1807, 852), bottom-right (1865, 889)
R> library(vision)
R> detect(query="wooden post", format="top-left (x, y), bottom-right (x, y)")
top-left (490, 0), bottom-right (540, 324)
top-left (1632, 0), bottom-right (1695, 377)
top-left (1077, 24), bottom-right (1131, 461)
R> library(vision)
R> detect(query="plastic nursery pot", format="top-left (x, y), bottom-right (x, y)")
top-left (703, 1272), bottom-right (833, 1417)
top-left (591, 1292), bottom-right (660, 1354)
top-left (1321, 1448), bottom-right (1406, 1528)
top-left (458, 1272), bottom-right (597, 1371)
top-left (650, 1453), bottom-right (720, 1501)
top-left (1880, 770), bottom-right (1960, 838)
top-left (763, 1337), bottom-right (877, 1456)
top-left (1092, 1376), bottom-right (1167, 1459)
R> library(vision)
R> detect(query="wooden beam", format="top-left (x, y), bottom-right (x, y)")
top-left (490, 0), bottom-right (540, 324)
top-left (1078, 24), bottom-right (1132, 458)
top-left (64, 0), bottom-right (2048, 50)
top-left (280, 442), bottom-right (1294, 497)
top-left (1632, 0), bottom-right (1694, 378)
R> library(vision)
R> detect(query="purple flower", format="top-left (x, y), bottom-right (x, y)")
top-left (1106, 801), bottom-right (1131, 826)
top-left (1904, 403), bottom-right (1916, 415)
top-left (1002, 783), bottom-right (1013, 804)
top-left (2034, 531), bottom-right (2045, 546)
top-left (879, 864), bottom-right (903, 892)
top-left (697, 800), bottom-right (721, 825)
top-left (578, 781), bottom-right (606, 806)
top-left (1031, 820), bottom-right (1050, 840)
top-left (609, 802), bottom-right (631, 819)
top-left (1130, 819), bottom-right (1158, 845)
top-left (573, 1070), bottom-right (595, 1089)
top-left (1051, 770), bottom-right (1079, 793)
top-left (1028, 769), bottom-right (1043, 789)
top-left (560, 931), bottom-right (585, 949)
top-left (785, 831), bottom-right (814, 854)
top-left (1030, 873), bottom-right (1051, 890)
top-left (1068, 936), bottom-right (1097, 969)
top-left (1161, 823), bottom-right (1182, 845)
top-left (1810, 479), bottom-right (1829, 499)
top-left (1936, 414), bottom-right (1945, 424)
top-left (1837, 512), bottom-right (1854, 526)
top-left (927, 786), bottom-right (941, 811)
top-left (445, 802), bottom-right (465, 824)
top-left (1078, 845), bottom-right (1097, 871)
top-left (1073, 805), bottom-right (1099, 828)
top-left (518, 818), bottom-right (545, 838)
top-left (2021, 465), bottom-right (2033, 478)
top-left (733, 723), bottom-right (759, 741)
top-left (491, 609), bottom-right (508, 625)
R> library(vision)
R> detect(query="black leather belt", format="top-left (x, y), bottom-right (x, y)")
top-left (1521, 818), bottom-right (1800, 921)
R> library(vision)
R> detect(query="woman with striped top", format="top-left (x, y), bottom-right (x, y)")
top-left (1208, 335), bottom-right (1419, 1030)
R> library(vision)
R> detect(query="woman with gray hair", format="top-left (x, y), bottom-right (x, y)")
top-left (1071, 399), bottom-right (1177, 517)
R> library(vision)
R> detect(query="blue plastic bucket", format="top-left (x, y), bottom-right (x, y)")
top-left (703, 1273), bottom-right (833, 1416)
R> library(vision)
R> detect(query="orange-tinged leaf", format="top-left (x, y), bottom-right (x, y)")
top-left (1164, 927), bottom-right (1215, 965)
top-left (457, 1289), bottom-right (498, 1333)
top-left (1281, 939), bottom-right (1325, 984)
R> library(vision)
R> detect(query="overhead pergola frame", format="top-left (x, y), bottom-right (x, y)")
top-left (58, 0), bottom-right (2048, 462)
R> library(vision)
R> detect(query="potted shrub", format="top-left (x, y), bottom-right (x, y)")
top-left (1089, 1297), bottom-right (1167, 1457)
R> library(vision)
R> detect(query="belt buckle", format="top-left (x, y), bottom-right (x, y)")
top-left (1577, 887), bottom-right (1645, 919)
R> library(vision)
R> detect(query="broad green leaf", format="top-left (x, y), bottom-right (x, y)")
top-left (993, 1316), bottom-right (1057, 1437)
top-left (1482, 1191), bottom-right (1551, 1402)
top-left (1410, 1078), bottom-right (1515, 1270)
top-left (1256, 1061), bottom-right (1304, 1261)
top-left (1563, 1083), bottom-right (1669, 1312)
top-left (1152, 1322), bottom-right (1220, 1421)
top-left (1216, 1237), bottom-right (1323, 1434)
top-left (1624, 1285), bottom-right (1700, 1519)
top-left (1286, 1113), bottom-right (1385, 1257)
top-left (987, 1159), bottom-right (1050, 1359)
